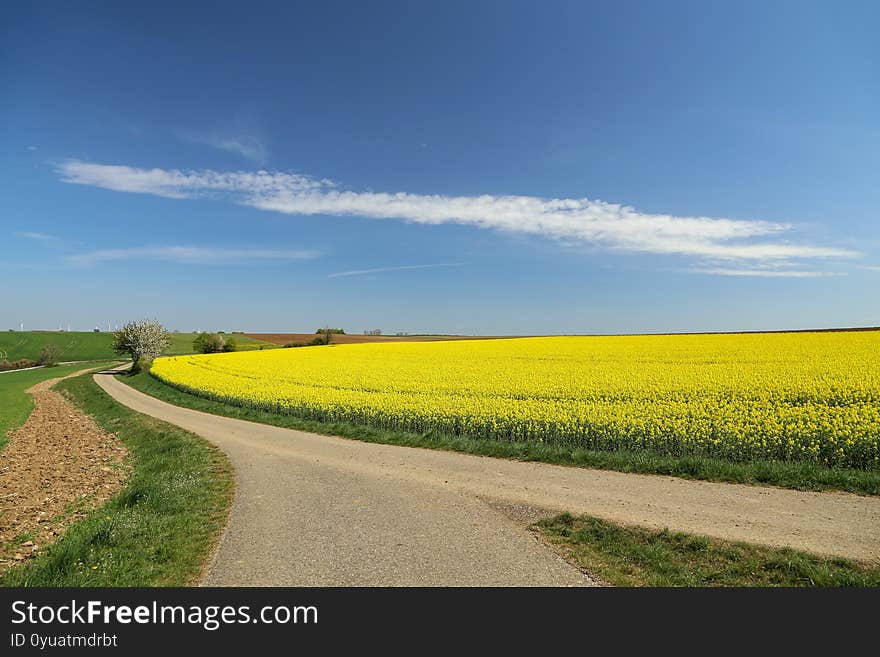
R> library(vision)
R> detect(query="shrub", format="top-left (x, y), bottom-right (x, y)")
top-left (133, 356), bottom-right (153, 374)
top-left (0, 359), bottom-right (38, 372)
top-left (312, 327), bottom-right (335, 345)
top-left (193, 332), bottom-right (227, 354)
top-left (38, 343), bottom-right (62, 367)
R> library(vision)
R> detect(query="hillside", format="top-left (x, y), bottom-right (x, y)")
top-left (0, 331), bottom-right (275, 362)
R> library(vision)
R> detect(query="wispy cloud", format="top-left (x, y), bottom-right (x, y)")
top-left (57, 160), bottom-right (328, 199)
top-left (863, 265), bottom-right (880, 272)
top-left (181, 133), bottom-right (268, 165)
top-left (55, 160), bottom-right (860, 266)
top-left (16, 231), bottom-right (58, 243)
top-left (15, 230), bottom-right (79, 251)
top-left (329, 263), bottom-right (464, 278)
top-left (690, 267), bottom-right (842, 278)
top-left (67, 246), bottom-right (320, 266)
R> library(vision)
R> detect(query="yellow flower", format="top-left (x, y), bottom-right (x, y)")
top-left (151, 331), bottom-right (880, 469)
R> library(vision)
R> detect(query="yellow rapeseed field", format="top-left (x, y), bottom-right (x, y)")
top-left (151, 332), bottom-right (880, 469)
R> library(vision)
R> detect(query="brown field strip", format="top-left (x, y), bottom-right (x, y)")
top-left (244, 333), bottom-right (517, 345)
top-left (245, 327), bottom-right (880, 346)
top-left (0, 374), bottom-right (129, 575)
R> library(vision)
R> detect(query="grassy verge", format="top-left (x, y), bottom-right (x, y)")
top-left (0, 362), bottom-right (114, 451)
top-left (534, 513), bottom-right (880, 586)
top-left (123, 372), bottom-right (880, 496)
top-left (0, 372), bottom-right (234, 586)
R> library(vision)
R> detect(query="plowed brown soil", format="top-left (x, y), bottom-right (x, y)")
top-left (0, 374), bottom-right (129, 575)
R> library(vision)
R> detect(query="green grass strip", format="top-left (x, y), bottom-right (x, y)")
top-left (1, 372), bottom-right (234, 587)
top-left (534, 513), bottom-right (880, 587)
top-left (123, 371), bottom-right (880, 496)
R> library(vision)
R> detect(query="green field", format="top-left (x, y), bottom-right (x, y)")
top-left (0, 331), bottom-right (276, 362)
top-left (0, 362), bottom-right (115, 451)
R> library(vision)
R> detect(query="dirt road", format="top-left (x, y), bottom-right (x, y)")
top-left (94, 372), bottom-right (880, 585)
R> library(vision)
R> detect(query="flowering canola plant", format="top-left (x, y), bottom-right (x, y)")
top-left (151, 332), bottom-right (880, 469)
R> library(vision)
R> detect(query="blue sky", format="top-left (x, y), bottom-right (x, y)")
top-left (2, 1), bottom-right (878, 334)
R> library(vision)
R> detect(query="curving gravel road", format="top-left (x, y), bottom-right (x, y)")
top-left (94, 371), bottom-right (880, 585)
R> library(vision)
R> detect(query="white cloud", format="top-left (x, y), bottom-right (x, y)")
top-left (251, 191), bottom-right (856, 261)
top-left (55, 160), bottom-right (860, 265)
top-left (329, 263), bottom-right (463, 278)
top-left (863, 265), bottom-right (880, 271)
top-left (57, 160), bottom-right (328, 199)
top-left (16, 231), bottom-right (57, 242)
top-left (182, 133), bottom-right (268, 165)
top-left (691, 268), bottom-right (842, 278)
top-left (67, 246), bottom-right (320, 266)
